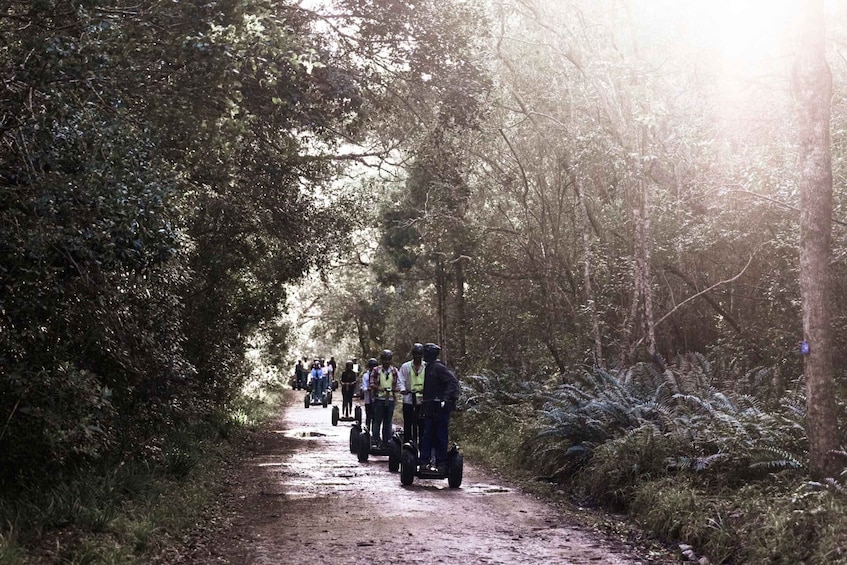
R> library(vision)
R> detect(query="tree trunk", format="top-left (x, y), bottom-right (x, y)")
top-left (436, 255), bottom-right (448, 363)
top-left (639, 177), bottom-right (657, 357)
top-left (454, 254), bottom-right (467, 361)
top-left (795, 0), bottom-right (839, 479)
top-left (576, 183), bottom-right (604, 368)
top-left (624, 177), bottom-right (656, 363)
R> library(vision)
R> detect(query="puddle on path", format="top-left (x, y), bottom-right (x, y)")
top-left (462, 483), bottom-right (511, 494)
top-left (286, 430), bottom-right (327, 438)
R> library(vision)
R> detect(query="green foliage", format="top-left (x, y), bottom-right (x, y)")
top-left (455, 353), bottom-right (842, 564)
top-left (0, 366), bottom-right (115, 483)
top-left (630, 477), bottom-right (739, 564)
top-left (0, 528), bottom-right (24, 565)
top-left (631, 476), bottom-right (847, 564)
top-left (0, 376), bottom-right (284, 563)
top-left (529, 364), bottom-right (677, 483)
top-left (526, 357), bottom-right (810, 495)
top-left (668, 390), bottom-right (809, 482)
top-left (452, 372), bottom-right (537, 468)
top-left (574, 424), bottom-right (682, 509)
top-left (2, 0), bottom-right (447, 482)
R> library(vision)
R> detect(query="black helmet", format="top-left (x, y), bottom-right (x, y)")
top-left (411, 343), bottom-right (424, 356)
top-left (422, 343), bottom-right (440, 363)
top-left (367, 357), bottom-right (379, 368)
top-left (379, 349), bottom-right (393, 362)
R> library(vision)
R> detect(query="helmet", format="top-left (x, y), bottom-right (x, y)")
top-left (379, 349), bottom-right (393, 362)
top-left (422, 343), bottom-right (441, 363)
top-left (367, 357), bottom-right (379, 368)
top-left (411, 343), bottom-right (424, 356)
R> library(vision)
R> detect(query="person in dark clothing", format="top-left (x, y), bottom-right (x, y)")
top-left (328, 356), bottom-right (337, 381)
top-left (339, 361), bottom-right (357, 418)
top-left (418, 343), bottom-right (458, 473)
top-left (294, 360), bottom-right (305, 389)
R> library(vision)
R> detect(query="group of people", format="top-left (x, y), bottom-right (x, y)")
top-left (294, 356), bottom-right (338, 404)
top-left (294, 343), bottom-right (459, 472)
top-left (360, 343), bottom-right (458, 474)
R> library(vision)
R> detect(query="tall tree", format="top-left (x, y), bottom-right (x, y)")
top-left (794, 0), bottom-right (839, 479)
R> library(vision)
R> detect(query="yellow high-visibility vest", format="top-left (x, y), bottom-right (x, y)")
top-left (408, 363), bottom-right (425, 393)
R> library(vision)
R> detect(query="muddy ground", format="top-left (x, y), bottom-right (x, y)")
top-left (157, 389), bottom-right (678, 564)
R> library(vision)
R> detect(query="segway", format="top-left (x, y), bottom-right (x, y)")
top-left (354, 391), bottom-right (402, 471)
top-left (332, 404), bottom-right (362, 426)
top-left (356, 426), bottom-right (403, 472)
top-left (347, 405), bottom-right (366, 454)
top-left (399, 399), bottom-right (463, 488)
top-left (304, 381), bottom-right (329, 408)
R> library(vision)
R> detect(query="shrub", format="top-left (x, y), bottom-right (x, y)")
top-left (572, 423), bottom-right (681, 509)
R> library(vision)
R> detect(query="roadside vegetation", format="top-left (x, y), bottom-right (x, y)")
top-left (453, 355), bottom-right (847, 564)
top-left (0, 363), bottom-right (286, 565)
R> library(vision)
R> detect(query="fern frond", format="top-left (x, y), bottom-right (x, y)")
top-left (748, 446), bottom-right (807, 472)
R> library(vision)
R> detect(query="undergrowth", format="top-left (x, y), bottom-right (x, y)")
top-left (456, 354), bottom-right (847, 564)
top-left (0, 371), bottom-right (286, 564)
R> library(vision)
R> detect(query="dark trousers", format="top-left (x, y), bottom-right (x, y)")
top-left (372, 399), bottom-right (395, 444)
top-left (365, 403), bottom-right (374, 435)
top-left (402, 403), bottom-right (422, 445)
top-left (342, 387), bottom-right (354, 416)
top-left (419, 406), bottom-right (451, 466)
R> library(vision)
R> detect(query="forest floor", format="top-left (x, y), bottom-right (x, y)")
top-left (153, 389), bottom-right (679, 564)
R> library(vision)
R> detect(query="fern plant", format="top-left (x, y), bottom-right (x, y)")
top-left (667, 389), bottom-right (809, 480)
top-left (531, 357), bottom-right (811, 489)
top-left (531, 364), bottom-right (678, 482)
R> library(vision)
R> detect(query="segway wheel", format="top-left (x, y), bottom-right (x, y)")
top-left (354, 405), bottom-right (362, 423)
top-left (388, 439), bottom-right (400, 473)
top-left (304, 394), bottom-right (310, 409)
top-left (349, 425), bottom-right (360, 453)
top-left (447, 452), bottom-right (464, 488)
top-left (332, 406), bottom-right (339, 426)
top-left (400, 446), bottom-right (416, 486)
top-left (322, 394), bottom-right (328, 408)
top-left (327, 391), bottom-right (333, 404)
top-left (357, 431), bottom-right (370, 462)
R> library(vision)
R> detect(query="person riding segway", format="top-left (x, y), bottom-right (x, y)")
top-left (399, 343), bottom-right (426, 447)
top-left (418, 343), bottom-right (457, 473)
top-left (304, 360), bottom-right (328, 408)
top-left (399, 342), bottom-right (463, 487)
top-left (349, 357), bottom-right (378, 454)
top-left (340, 361), bottom-right (357, 419)
top-left (333, 361), bottom-right (361, 426)
top-left (369, 349), bottom-right (399, 448)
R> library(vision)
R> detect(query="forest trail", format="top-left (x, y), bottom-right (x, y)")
top-left (161, 389), bottom-right (674, 564)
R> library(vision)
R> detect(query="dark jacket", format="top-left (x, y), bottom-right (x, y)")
top-left (340, 369), bottom-right (357, 390)
top-left (422, 360), bottom-right (458, 405)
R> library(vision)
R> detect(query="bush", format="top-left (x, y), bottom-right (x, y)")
top-left (572, 423), bottom-right (681, 509)
top-left (0, 365), bottom-right (115, 485)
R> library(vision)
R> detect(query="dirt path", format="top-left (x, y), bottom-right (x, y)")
top-left (162, 389), bottom-right (675, 564)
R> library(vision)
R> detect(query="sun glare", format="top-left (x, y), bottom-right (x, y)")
top-left (672, 0), bottom-right (798, 75)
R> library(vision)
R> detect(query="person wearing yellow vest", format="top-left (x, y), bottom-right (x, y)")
top-left (398, 343), bottom-right (426, 446)
top-left (369, 349), bottom-right (400, 446)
